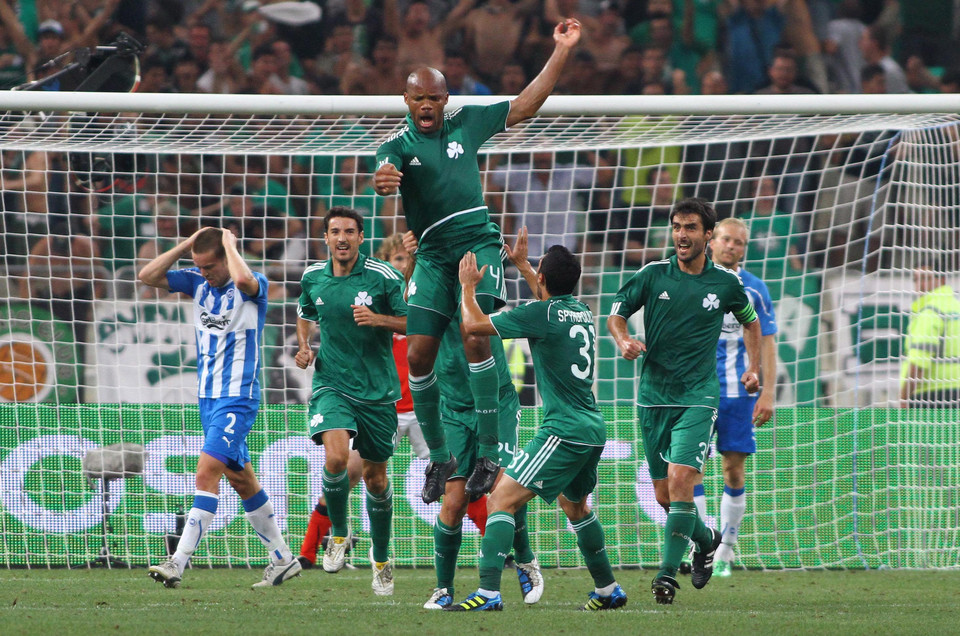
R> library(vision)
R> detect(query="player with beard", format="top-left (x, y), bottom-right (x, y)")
top-left (606, 198), bottom-right (762, 605)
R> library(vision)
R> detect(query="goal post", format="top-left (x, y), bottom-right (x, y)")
top-left (0, 93), bottom-right (957, 570)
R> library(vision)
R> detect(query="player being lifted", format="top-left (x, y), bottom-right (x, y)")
top-left (141, 227), bottom-right (301, 589)
top-left (607, 198), bottom-right (761, 605)
top-left (448, 237), bottom-right (625, 612)
top-left (374, 18), bottom-right (582, 504)
top-left (295, 207), bottom-right (407, 595)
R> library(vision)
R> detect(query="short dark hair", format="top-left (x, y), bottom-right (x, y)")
top-left (539, 245), bottom-right (581, 296)
top-left (939, 67), bottom-right (960, 90)
top-left (867, 25), bottom-right (888, 52)
top-left (861, 63), bottom-right (885, 85)
top-left (252, 43), bottom-right (276, 62)
top-left (669, 197), bottom-right (717, 233)
top-left (141, 56), bottom-right (168, 73)
top-left (192, 226), bottom-right (225, 258)
top-left (323, 206), bottom-right (364, 233)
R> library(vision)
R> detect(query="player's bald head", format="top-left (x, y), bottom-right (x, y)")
top-left (403, 67), bottom-right (450, 133)
top-left (405, 67), bottom-right (447, 95)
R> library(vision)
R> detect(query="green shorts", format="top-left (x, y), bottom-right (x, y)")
top-left (307, 389), bottom-right (397, 463)
top-left (443, 406), bottom-right (478, 480)
top-left (407, 242), bottom-right (507, 338)
top-left (505, 429), bottom-right (604, 504)
top-left (497, 386), bottom-right (521, 466)
top-left (639, 405), bottom-right (717, 480)
top-left (442, 387), bottom-right (521, 479)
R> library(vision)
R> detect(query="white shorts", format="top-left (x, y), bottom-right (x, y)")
top-left (396, 410), bottom-right (428, 459)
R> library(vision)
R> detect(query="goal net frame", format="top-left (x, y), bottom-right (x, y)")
top-left (0, 92), bottom-right (957, 571)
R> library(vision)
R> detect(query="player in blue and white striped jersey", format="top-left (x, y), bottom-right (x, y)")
top-left (140, 227), bottom-right (300, 589)
top-left (697, 217), bottom-right (778, 577)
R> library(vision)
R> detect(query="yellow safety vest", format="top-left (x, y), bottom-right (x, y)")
top-left (900, 284), bottom-right (960, 395)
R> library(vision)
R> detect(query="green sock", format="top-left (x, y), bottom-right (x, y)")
top-left (478, 511), bottom-right (514, 593)
top-left (322, 468), bottom-right (350, 537)
top-left (658, 501), bottom-right (698, 579)
top-left (366, 483), bottom-right (393, 563)
top-left (512, 504), bottom-right (535, 564)
top-left (433, 519), bottom-right (462, 594)
top-left (468, 357), bottom-right (500, 461)
top-left (691, 508), bottom-right (713, 549)
top-left (409, 372), bottom-right (449, 463)
top-left (572, 511), bottom-right (615, 588)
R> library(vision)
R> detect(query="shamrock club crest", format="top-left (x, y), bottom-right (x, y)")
top-left (447, 141), bottom-right (464, 159)
top-left (354, 291), bottom-right (373, 306)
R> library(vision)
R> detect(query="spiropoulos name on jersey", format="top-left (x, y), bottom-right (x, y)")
top-left (557, 309), bottom-right (593, 323)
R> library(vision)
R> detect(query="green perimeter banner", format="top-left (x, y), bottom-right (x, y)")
top-left (0, 405), bottom-right (957, 570)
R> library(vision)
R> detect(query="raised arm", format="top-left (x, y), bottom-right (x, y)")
top-left (504, 228), bottom-right (539, 297)
top-left (459, 252), bottom-right (497, 336)
top-left (506, 19), bottom-right (581, 128)
top-left (438, 0), bottom-right (478, 40)
top-left (138, 228), bottom-right (202, 290)
top-left (222, 228), bottom-right (259, 297)
top-left (0, 0), bottom-right (36, 72)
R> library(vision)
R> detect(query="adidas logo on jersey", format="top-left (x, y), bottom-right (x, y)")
top-left (315, 297), bottom-right (324, 305)
top-left (533, 480), bottom-right (544, 489)
top-left (658, 291), bottom-right (670, 300)
top-left (409, 156), bottom-right (421, 166)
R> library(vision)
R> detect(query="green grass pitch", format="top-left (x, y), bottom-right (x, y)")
top-left (1, 567), bottom-right (958, 635)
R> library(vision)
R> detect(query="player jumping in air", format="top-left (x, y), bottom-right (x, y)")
top-left (374, 18), bottom-right (582, 504)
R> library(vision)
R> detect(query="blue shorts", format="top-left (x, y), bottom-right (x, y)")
top-left (198, 397), bottom-right (258, 471)
top-left (714, 396), bottom-right (757, 454)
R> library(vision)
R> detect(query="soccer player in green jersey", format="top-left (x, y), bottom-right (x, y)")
top-left (374, 18), bottom-right (582, 504)
top-left (607, 198), bottom-right (762, 605)
top-left (424, 316), bottom-right (544, 610)
top-left (399, 232), bottom-right (544, 610)
top-left (446, 240), bottom-right (626, 612)
top-left (295, 206), bottom-right (407, 596)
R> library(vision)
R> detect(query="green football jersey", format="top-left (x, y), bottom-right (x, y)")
top-left (610, 255), bottom-right (758, 408)
top-left (435, 317), bottom-right (515, 413)
top-left (298, 253), bottom-right (407, 404)
top-left (375, 102), bottom-right (510, 259)
top-left (491, 296), bottom-right (605, 446)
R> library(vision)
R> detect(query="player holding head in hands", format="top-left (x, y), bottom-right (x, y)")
top-left (295, 207), bottom-right (407, 595)
top-left (695, 217), bottom-right (778, 577)
top-left (446, 235), bottom-right (625, 612)
top-left (374, 18), bottom-right (581, 505)
top-left (140, 226), bottom-right (301, 589)
top-left (606, 198), bottom-right (762, 605)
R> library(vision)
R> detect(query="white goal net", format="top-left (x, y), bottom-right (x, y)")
top-left (0, 93), bottom-right (957, 570)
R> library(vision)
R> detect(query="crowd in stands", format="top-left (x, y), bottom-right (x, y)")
top-left (0, 1), bottom-right (951, 99)
top-left (0, 0), bottom-right (950, 319)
